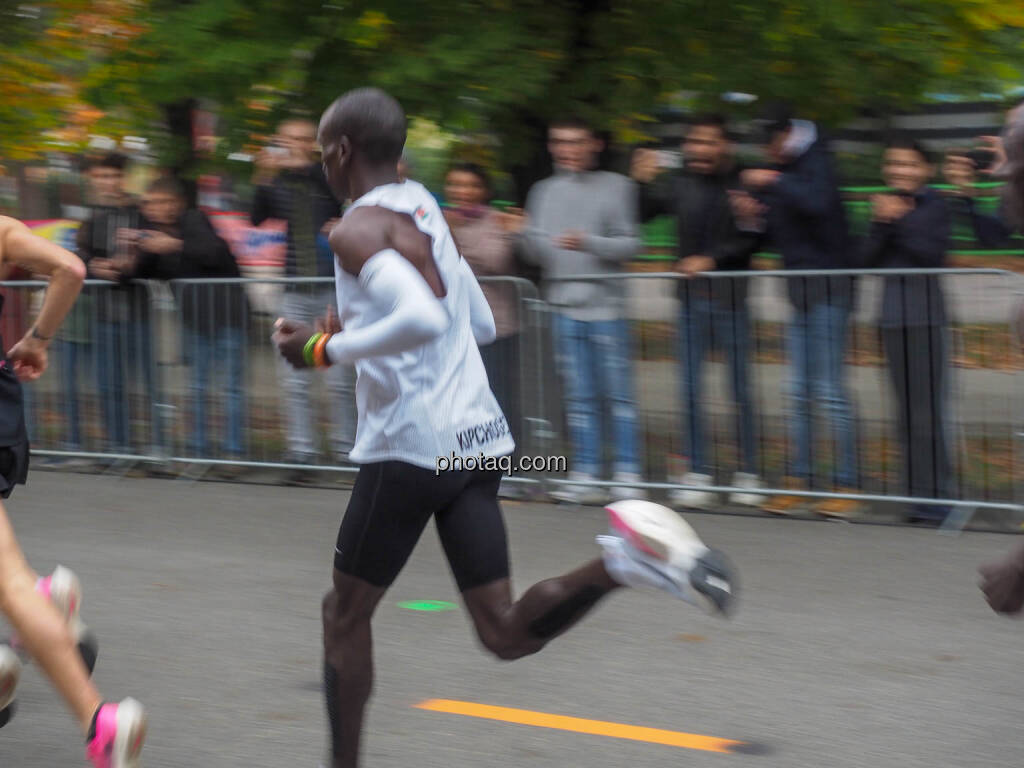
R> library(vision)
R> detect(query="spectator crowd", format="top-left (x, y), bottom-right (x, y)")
top-left (31, 103), bottom-right (1024, 517)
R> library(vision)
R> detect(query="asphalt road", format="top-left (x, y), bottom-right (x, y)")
top-left (3, 473), bottom-right (1023, 767)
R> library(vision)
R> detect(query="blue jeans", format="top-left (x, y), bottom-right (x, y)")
top-left (786, 302), bottom-right (857, 487)
top-left (184, 327), bottom-right (246, 457)
top-left (552, 314), bottom-right (640, 477)
top-left (679, 299), bottom-right (757, 475)
top-left (96, 319), bottom-right (161, 452)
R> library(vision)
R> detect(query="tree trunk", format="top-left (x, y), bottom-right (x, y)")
top-left (163, 99), bottom-right (199, 207)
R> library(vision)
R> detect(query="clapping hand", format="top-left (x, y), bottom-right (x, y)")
top-left (871, 194), bottom-right (914, 224)
top-left (555, 230), bottom-right (586, 251)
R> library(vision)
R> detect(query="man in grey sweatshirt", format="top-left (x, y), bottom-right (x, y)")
top-left (521, 117), bottom-right (645, 505)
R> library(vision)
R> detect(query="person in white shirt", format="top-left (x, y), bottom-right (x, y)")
top-left (272, 88), bottom-right (736, 768)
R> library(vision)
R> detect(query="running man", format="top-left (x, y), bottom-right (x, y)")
top-left (0, 216), bottom-right (146, 767)
top-left (272, 88), bottom-right (737, 768)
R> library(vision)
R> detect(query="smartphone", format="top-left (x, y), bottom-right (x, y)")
top-left (656, 150), bottom-right (683, 169)
top-left (267, 145), bottom-right (289, 158)
top-left (967, 148), bottom-right (995, 173)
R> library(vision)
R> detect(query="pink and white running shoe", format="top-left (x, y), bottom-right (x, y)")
top-left (11, 565), bottom-right (98, 674)
top-left (37, 565), bottom-right (82, 624)
top-left (86, 698), bottom-right (147, 768)
top-left (598, 499), bottom-right (738, 615)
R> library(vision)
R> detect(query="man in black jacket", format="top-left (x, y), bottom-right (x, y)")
top-left (133, 177), bottom-right (249, 465)
top-left (631, 114), bottom-right (763, 510)
top-left (252, 118), bottom-right (354, 473)
top-left (738, 111), bottom-right (861, 518)
top-left (75, 153), bottom-right (162, 455)
top-left (862, 139), bottom-right (952, 524)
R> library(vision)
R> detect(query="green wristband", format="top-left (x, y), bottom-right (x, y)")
top-left (303, 333), bottom-right (322, 367)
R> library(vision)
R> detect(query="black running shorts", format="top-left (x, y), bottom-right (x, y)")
top-left (334, 461), bottom-right (510, 591)
top-left (0, 357), bottom-right (30, 499)
top-left (0, 441), bottom-right (29, 499)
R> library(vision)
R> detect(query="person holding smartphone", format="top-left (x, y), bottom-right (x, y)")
top-left (631, 115), bottom-right (764, 511)
top-left (861, 139), bottom-right (953, 525)
top-left (942, 147), bottom-right (1014, 248)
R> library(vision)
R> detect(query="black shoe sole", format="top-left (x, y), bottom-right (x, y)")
top-left (0, 701), bottom-right (15, 729)
top-left (689, 549), bottom-right (738, 616)
top-left (78, 629), bottom-right (99, 676)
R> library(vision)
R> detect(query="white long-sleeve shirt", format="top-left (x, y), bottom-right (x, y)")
top-left (330, 180), bottom-right (514, 469)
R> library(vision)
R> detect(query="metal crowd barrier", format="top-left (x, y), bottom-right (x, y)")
top-left (11, 278), bottom-right (166, 465)
top-left (540, 267), bottom-right (1024, 529)
top-left (8, 268), bottom-right (1024, 528)
top-left (11, 276), bottom-right (549, 484)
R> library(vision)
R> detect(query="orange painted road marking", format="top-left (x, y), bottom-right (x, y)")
top-left (415, 699), bottom-right (746, 754)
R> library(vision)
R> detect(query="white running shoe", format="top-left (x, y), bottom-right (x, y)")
top-left (598, 499), bottom-right (737, 615)
top-left (609, 471), bottom-right (649, 502)
top-left (550, 472), bottom-right (607, 506)
top-left (0, 644), bottom-right (21, 727)
top-left (667, 472), bottom-right (716, 510)
top-left (11, 565), bottom-right (98, 675)
top-left (728, 472), bottom-right (765, 507)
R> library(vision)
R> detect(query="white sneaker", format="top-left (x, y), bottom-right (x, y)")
top-left (728, 472), bottom-right (765, 507)
top-left (609, 471), bottom-right (648, 502)
top-left (667, 472), bottom-right (716, 510)
top-left (550, 472), bottom-right (607, 506)
top-left (0, 644), bottom-right (21, 725)
top-left (11, 566), bottom-right (98, 675)
top-left (598, 499), bottom-right (737, 615)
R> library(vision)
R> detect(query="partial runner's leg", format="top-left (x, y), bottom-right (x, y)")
top-left (322, 571), bottom-right (385, 768)
top-left (0, 500), bottom-right (99, 732)
top-left (443, 472), bottom-right (737, 656)
top-left (463, 563), bottom-right (619, 661)
top-left (323, 462), bottom-right (457, 768)
top-left (437, 470), bottom-right (620, 660)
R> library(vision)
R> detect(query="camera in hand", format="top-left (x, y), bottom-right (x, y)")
top-left (967, 148), bottom-right (995, 173)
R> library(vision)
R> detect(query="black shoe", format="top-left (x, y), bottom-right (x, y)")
top-left (77, 626), bottom-right (99, 675)
top-left (0, 644), bottom-right (19, 729)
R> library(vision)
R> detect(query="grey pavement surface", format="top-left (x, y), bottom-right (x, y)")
top-left (3, 473), bottom-right (1024, 767)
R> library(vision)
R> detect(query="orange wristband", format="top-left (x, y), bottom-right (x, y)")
top-left (313, 332), bottom-right (332, 368)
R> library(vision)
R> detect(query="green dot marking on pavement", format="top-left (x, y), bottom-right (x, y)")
top-left (397, 600), bottom-right (457, 612)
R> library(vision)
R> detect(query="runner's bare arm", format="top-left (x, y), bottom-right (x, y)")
top-left (0, 217), bottom-right (86, 341)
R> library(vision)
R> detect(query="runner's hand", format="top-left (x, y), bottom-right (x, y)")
top-left (273, 318), bottom-right (316, 369)
top-left (7, 335), bottom-right (48, 382)
top-left (980, 541), bottom-right (1024, 615)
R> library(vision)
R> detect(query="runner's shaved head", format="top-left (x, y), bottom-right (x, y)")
top-left (319, 88), bottom-right (407, 165)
